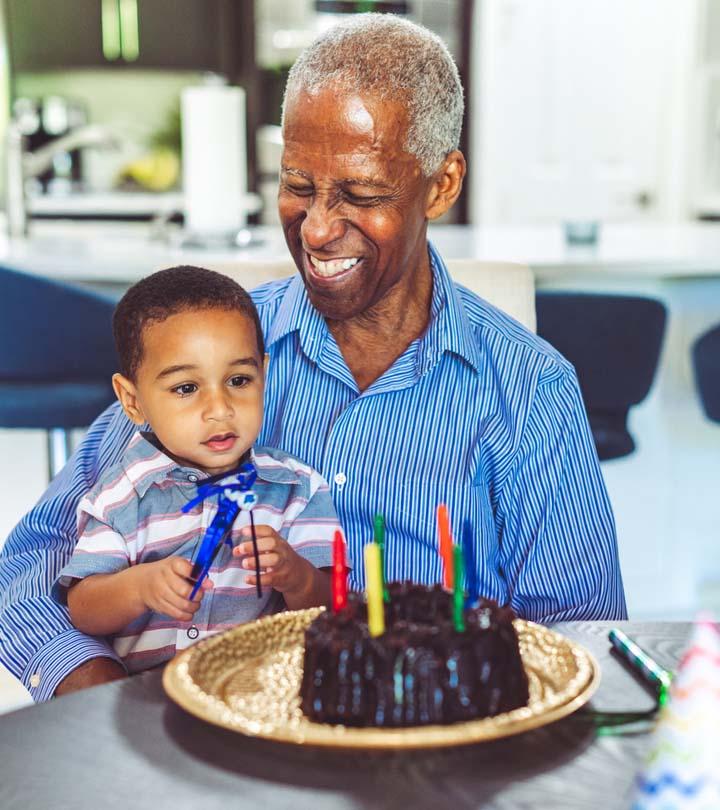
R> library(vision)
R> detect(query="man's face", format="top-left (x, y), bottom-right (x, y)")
top-left (279, 87), bottom-right (435, 321)
top-left (118, 309), bottom-right (265, 476)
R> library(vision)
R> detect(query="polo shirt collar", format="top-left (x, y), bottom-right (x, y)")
top-left (122, 432), bottom-right (299, 499)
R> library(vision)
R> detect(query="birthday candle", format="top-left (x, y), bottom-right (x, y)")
top-left (452, 544), bottom-right (466, 632)
top-left (437, 504), bottom-right (454, 590)
top-left (332, 530), bottom-right (348, 613)
top-left (364, 542), bottom-right (385, 637)
top-left (373, 513), bottom-right (389, 603)
top-left (461, 519), bottom-right (479, 607)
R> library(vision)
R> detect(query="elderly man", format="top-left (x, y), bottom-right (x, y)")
top-left (0, 14), bottom-right (626, 699)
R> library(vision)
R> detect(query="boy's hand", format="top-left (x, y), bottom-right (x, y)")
top-left (233, 526), bottom-right (314, 602)
top-left (135, 556), bottom-right (211, 622)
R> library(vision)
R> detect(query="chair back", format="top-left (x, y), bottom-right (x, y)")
top-left (211, 258), bottom-right (537, 331)
top-left (693, 323), bottom-right (720, 423)
top-left (536, 292), bottom-right (667, 460)
top-left (0, 266), bottom-right (118, 430)
top-left (0, 266), bottom-right (118, 381)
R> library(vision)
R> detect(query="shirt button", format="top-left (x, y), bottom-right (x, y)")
top-left (29, 672), bottom-right (41, 688)
top-left (188, 474), bottom-right (199, 483)
top-left (334, 472), bottom-right (347, 486)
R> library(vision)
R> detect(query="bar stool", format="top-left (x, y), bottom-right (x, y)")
top-left (0, 266), bottom-right (118, 480)
top-left (536, 292), bottom-right (667, 461)
top-left (692, 323), bottom-right (720, 423)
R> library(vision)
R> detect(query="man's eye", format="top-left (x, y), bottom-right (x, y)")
top-left (344, 192), bottom-right (380, 206)
top-left (229, 375), bottom-right (251, 388)
top-left (172, 383), bottom-right (197, 396)
top-left (284, 183), bottom-right (313, 197)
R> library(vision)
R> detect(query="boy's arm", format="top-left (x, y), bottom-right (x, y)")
top-left (235, 476), bottom-right (341, 610)
top-left (282, 477), bottom-right (340, 609)
top-left (66, 557), bottom-right (205, 636)
top-left (283, 565), bottom-right (331, 611)
top-left (0, 402), bottom-right (135, 700)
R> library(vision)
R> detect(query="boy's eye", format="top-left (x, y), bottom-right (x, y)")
top-left (172, 383), bottom-right (197, 396)
top-left (229, 375), bottom-right (250, 388)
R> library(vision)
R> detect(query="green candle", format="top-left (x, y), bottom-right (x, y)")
top-left (374, 513), bottom-right (389, 603)
top-left (452, 544), bottom-right (465, 632)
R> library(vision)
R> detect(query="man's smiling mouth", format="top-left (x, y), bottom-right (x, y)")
top-left (307, 253), bottom-right (362, 278)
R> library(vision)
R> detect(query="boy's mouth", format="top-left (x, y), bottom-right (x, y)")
top-left (203, 432), bottom-right (238, 452)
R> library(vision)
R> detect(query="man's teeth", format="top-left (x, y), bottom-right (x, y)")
top-left (309, 255), bottom-right (359, 276)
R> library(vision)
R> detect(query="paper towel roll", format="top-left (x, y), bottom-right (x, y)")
top-left (182, 83), bottom-right (247, 237)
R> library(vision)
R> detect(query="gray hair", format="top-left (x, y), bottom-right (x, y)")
top-left (282, 13), bottom-right (464, 176)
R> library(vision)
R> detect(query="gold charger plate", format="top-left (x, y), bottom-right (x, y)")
top-left (163, 607), bottom-right (600, 749)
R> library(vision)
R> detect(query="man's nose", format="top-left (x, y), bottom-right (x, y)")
top-left (300, 196), bottom-right (346, 251)
top-left (202, 388), bottom-right (234, 421)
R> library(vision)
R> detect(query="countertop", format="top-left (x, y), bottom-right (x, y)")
top-left (2, 221), bottom-right (720, 284)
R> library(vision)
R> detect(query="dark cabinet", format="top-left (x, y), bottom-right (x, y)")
top-left (7, 0), bottom-right (105, 71)
top-left (7, 0), bottom-right (234, 73)
top-left (135, 1), bottom-right (223, 70)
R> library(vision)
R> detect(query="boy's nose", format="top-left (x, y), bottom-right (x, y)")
top-left (203, 389), bottom-right (234, 420)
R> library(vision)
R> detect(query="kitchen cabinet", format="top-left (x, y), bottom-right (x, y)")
top-left (7, 0), bottom-right (105, 71)
top-left (7, 0), bottom-right (238, 73)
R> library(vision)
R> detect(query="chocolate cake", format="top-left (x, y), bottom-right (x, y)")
top-left (300, 582), bottom-right (529, 727)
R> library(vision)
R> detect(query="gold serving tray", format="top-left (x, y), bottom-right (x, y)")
top-left (163, 607), bottom-right (600, 749)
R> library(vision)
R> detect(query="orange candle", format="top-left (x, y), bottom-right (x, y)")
top-left (332, 530), bottom-right (348, 613)
top-left (437, 503), bottom-right (454, 590)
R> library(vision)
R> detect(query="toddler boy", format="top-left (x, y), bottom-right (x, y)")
top-left (56, 265), bottom-right (340, 673)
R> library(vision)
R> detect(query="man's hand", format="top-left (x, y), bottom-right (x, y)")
top-left (233, 526), bottom-right (330, 609)
top-left (136, 556), bottom-right (211, 621)
top-left (54, 657), bottom-right (127, 696)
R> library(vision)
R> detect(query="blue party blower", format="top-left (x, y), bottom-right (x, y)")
top-left (182, 462), bottom-right (262, 599)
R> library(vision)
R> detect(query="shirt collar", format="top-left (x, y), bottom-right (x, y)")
top-left (419, 242), bottom-right (482, 376)
top-left (263, 242), bottom-right (482, 375)
top-left (122, 432), bottom-right (299, 499)
top-left (265, 274), bottom-right (327, 363)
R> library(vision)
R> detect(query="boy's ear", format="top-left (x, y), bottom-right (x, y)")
top-left (263, 353), bottom-right (269, 374)
top-left (112, 373), bottom-right (146, 425)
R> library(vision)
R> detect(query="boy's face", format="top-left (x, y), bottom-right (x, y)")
top-left (114, 308), bottom-right (265, 476)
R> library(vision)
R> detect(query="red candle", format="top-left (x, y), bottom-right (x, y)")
top-left (437, 504), bottom-right (454, 590)
top-left (332, 530), bottom-right (348, 612)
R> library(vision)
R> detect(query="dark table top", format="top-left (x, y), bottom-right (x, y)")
top-left (0, 621), bottom-right (691, 810)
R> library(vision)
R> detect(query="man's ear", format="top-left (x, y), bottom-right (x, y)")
top-left (112, 373), bottom-right (146, 425)
top-left (424, 150), bottom-right (466, 221)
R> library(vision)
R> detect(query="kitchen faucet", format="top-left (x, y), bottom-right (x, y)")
top-left (4, 122), bottom-right (121, 238)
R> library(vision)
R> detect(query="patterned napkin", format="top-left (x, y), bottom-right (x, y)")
top-left (633, 616), bottom-right (720, 809)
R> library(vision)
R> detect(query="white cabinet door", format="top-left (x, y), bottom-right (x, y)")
top-left (471, 0), bottom-right (695, 224)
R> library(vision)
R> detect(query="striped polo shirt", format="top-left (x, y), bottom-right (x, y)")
top-left (55, 433), bottom-right (338, 673)
top-left (0, 242), bottom-right (626, 701)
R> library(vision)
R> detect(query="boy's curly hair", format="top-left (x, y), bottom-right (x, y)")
top-left (113, 265), bottom-right (264, 380)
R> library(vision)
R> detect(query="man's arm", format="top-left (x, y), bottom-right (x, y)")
top-left (496, 363), bottom-right (627, 623)
top-left (0, 402), bottom-right (136, 699)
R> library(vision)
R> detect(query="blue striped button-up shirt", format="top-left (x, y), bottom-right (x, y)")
top-left (0, 243), bottom-right (626, 701)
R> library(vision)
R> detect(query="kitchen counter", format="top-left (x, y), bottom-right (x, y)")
top-left (2, 221), bottom-right (720, 284)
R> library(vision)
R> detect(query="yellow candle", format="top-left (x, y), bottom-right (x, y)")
top-left (364, 542), bottom-right (385, 637)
